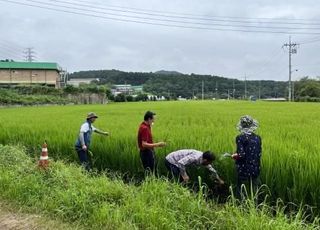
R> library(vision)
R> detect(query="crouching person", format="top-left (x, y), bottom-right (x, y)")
top-left (164, 149), bottom-right (224, 184)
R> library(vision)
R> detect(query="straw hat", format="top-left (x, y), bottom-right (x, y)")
top-left (87, 112), bottom-right (98, 119)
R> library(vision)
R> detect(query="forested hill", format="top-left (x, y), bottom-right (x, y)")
top-left (69, 69), bottom-right (288, 99)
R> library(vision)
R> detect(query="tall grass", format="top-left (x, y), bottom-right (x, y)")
top-left (0, 101), bottom-right (319, 210)
top-left (0, 145), bottom-right (319, 229)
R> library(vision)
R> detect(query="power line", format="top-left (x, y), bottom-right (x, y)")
top-left (0, 39), bottom-right (24, 48)
top-left (299, 36), bottom-right (320, 44)
top-left (268, 65), bottom-right (291, 81)
top-left (0, 41), bottom-right (24, 60)
top-left (0, 44), bottom-right (22, 56)
top-left (1, 0), bottom-right (320, 35)
top-left (0, 40), bottom-right (26, 60)
top-left (73, 0), bottom-right (320, 24)
top-left (50, 0), bottom-right (320, 26)
top-left (0, 47), bottom-right (22, 60)
top-left (20, 0), bottom-right (320, 31)
top-left (246, 48), bottom-right (286, 78)
top-left (0, 40), bottom-right (24, 54)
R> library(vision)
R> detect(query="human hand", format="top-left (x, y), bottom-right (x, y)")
top-left (82, 145), bottom-right (87, 151)
top-left (232, 153), bottom-right (239, 160)
top-left (182, 174), bottom-right (190, 182)
top-left (218, 179), bottom-right (225, 185)
top-left (158, 142), bottom-right (166, 147)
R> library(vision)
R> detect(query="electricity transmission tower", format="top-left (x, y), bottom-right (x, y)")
top-left (24, 48), bottom-right (36, 62)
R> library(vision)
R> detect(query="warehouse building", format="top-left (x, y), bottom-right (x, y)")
top-left (0, 61), bottom-right (67, 88)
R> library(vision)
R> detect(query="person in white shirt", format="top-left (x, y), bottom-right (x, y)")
top-left (165, 149), bottom-right (224, 184)
top-left (75, 112), bottom-right (109, 171)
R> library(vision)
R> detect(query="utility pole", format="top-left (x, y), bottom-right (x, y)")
top-left (215, 81), bottom-right (218, 99)
top-left (124, 81), bottom-right (127, 102)
top-left (244, 74), bottom-right (247, 99)
top-left (201, 80), bottom-right (204, 100)
top-left (292, 81), bottom-right (295, 102)
top-left (258, 80), bottom-right (261, 100)
top-left (283, 36), bottom-right (298, 101)
top-left (232, 79), bottom-right (235, 99)
top-left (291, 69), bottom-right (298, 102)
top-left (24, 48), bottom-right (36, 62)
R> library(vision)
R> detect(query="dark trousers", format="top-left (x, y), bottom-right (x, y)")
top-left (236, 175), bottom-right (260, 199)
top-left (76, 148), bottom-right (91, 171)
top-left (140, 149), bottom-right (156, 173)
top-left (165, 159), bottom-right (183, 182)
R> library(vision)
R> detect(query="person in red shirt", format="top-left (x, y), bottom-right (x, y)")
top-left (137, 111), bottom-right (166, 173)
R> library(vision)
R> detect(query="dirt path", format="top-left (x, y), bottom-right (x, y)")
top-left (0, 211), bottom-right (40, 230)
top-left (0, 203), bottom-right (77, 230)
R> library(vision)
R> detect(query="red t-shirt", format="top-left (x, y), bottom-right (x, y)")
top-left (137, 122), bottom-right (153, 151)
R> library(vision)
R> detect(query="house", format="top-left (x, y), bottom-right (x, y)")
top-left (262, 98), bottom-right (287, 102)
top-left (111, 84), bottom-right (143, 96)
top-left (0, 61), bottom-right (66, 88)
top-left (67, 78), bottom-right (98, 86)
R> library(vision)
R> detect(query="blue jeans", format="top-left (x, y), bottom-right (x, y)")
top-left (76, 148), bottom-right (91, 171)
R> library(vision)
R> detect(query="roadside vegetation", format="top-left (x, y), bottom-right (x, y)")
top-left (0, 145), bottom-right (319, 229)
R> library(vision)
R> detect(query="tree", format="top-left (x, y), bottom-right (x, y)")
top-left (69, 69), bottom-right (289, 99)
top-left (64, 85), bottom-right (79, 94)
top-left (126, 95), bottom-right (134, 102)
top-left (135, 93), bottom-right (148, 101)
top-left (295, 77), bottom-right (320, 101)
top-left (114, 93), bottom-right (126, 102)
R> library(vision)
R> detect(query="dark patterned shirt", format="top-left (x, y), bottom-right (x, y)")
top-left (235, 133), bottom-right (262, 178)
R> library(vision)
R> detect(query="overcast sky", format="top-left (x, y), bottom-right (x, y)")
top-left (0, 0), bottom-right (320, 81)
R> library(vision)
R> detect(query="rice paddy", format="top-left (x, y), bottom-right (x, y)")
top-left (0, 101), bottom-right (319, 212)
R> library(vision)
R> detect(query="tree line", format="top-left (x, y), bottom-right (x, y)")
top-left (294, 77), bottom-right (320, 102)
top-left (69, 69), bottom-right (288, 99)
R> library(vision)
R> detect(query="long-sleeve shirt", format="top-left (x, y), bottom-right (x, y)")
top-left (235, 133), bottom-right (262, 178)
top-left (165, 149), bottom-right (218, 178)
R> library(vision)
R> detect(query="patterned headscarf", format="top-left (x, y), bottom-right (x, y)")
top-left (237, 115), bottom-right (259, 134)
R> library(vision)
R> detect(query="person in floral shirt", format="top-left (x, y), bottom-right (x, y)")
top-left (232, 115), bottom-right (262, 198)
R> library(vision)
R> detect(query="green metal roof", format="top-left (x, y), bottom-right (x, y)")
top-left (0, 61), bottom-right (60, 70)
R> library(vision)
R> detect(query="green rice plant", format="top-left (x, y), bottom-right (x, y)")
top-left (0, 101), bottom-right (319, 211)
top-left (0, 145), bottom-right (319, 229)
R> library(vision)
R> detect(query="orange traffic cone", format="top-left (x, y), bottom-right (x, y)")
top-left (38, 142), bottom-right (49, 169)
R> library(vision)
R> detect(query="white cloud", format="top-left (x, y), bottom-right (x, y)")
top-left (0, 0), bottom-right (319, 80)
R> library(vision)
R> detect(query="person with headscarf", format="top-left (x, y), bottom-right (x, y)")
top-left (232, 115), bottom-right (262, 198)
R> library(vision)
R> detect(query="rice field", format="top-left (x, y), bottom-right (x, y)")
top-left (1, 145), bottom-right (319, 229)
top-left (0, 101), bottom-right (319, 210)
